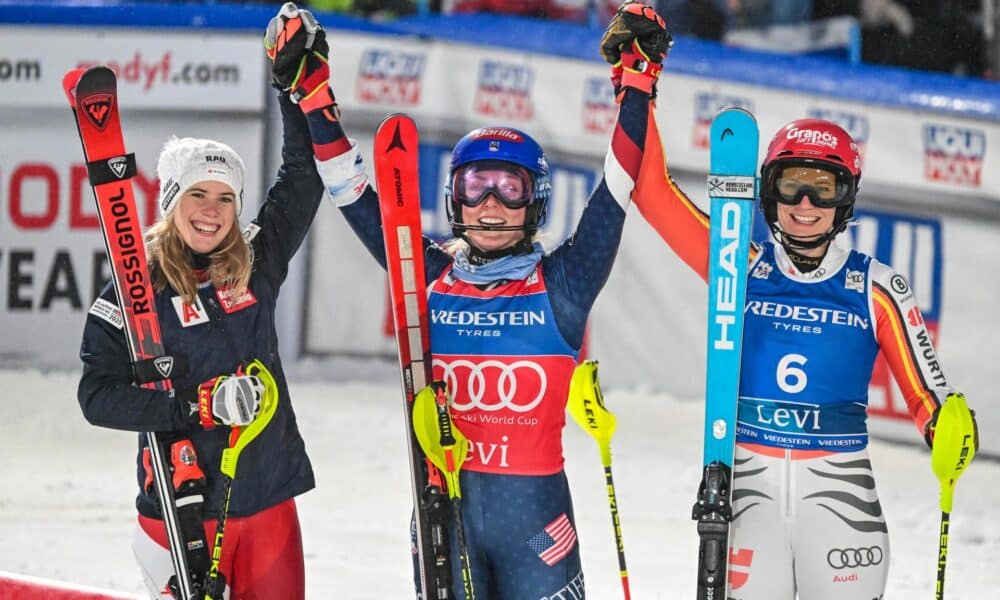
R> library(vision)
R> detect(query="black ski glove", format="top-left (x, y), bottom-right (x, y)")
top-left (265, 2), bottom-right (336, 114)
top-left (600, 1), bottom-right (672, 97)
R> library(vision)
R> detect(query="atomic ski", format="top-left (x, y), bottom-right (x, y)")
top-left (373, 113), bottom-right (456, 599)
top-left (63, 66), bottom-right (199, 599)
top-left (692, 107), bottom-right (758, 600)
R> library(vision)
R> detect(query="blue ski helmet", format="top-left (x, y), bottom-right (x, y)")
top-left (445, 126), bottom-right (551, 239)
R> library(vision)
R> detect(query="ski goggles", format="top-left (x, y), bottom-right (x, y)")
top-left (770, 164), bottom-right (854, 209)
top-left (453, 160), bottom-right (535, 209)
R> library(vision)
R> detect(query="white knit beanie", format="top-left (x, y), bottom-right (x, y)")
top-left (156, 136), bottom-right (246, 217)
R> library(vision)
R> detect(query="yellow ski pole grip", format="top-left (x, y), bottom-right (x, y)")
top-left (219, 359), bottom-right (279, 478)
top-left (568, 360), bottom-right (616, 467)
top-left (931, 392), bottom-right (977, 513)
top-left (413, 382), bottom-right (469, 499)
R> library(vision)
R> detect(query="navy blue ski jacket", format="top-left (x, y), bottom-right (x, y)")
top-left (77, 94), bottom-right (323, 519)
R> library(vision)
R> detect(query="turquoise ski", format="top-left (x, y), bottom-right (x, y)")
top-left (693, 107), bottom-right (758, 600)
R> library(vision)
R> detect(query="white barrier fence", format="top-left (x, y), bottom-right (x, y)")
top-left (1, 25), bottom-right (997, 455)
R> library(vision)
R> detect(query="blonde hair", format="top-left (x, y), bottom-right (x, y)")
top-left (145, 218), bottom-right (252, 306)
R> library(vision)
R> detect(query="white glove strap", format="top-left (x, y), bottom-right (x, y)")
top-left (316, 138), bottom-right (369, 207)
top-left (212, 375), bottom-right (263, 426)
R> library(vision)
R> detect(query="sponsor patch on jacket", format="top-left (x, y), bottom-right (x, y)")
top-left (172, 296), bottom-right (209, 327)
top-left (216, 286), bottom-right (257, 314)
top-left (243, 222), bottom-right (261, 242)
top-left (88, 298), bottom-right (123, 329)
top-left (752, 261), bottom-right (773, 280)
top-left (845, 269), bottom-right (865, 293)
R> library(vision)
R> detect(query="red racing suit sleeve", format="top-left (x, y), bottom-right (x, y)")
top-left (870, 260), bottom-right (950, 434)
top-left (631, 106), bottom-right (759, 281)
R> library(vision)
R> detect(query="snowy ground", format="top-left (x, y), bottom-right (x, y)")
top-left (0, 366), bottom-right (996, 598)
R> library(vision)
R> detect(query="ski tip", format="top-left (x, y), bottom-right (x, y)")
top-left (63, 66), bottom-right (118, 107)
top-left (715, 106), bottom-right (757, 123)
top-left (378, 112), bottom-right (414, 127)
top-left (61, 68), bottom-right (87, 106)
top-left (375, 113), bottom-right (418, 156)
top-left (710, 107), bottom-right (760, 149)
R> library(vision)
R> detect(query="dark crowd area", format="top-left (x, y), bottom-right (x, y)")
top-left (204, 0), bottom-right (995, 79)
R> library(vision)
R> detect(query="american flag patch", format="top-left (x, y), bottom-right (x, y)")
top-left (527, 513), bottom-right (577, 566)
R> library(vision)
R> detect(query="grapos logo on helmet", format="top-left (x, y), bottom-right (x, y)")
top-left (434, 359), bottom-right (547, 413)
top-left (786, 127), bottom-right (839, 149)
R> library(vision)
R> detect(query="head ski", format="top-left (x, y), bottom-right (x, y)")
top-left (692, 107), bottom-right (758, 600)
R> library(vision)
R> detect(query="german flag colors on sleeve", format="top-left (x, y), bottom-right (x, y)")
top-left (870, 259), bottom-right (950, 432)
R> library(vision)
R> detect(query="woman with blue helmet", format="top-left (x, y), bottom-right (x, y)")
top-left (444, 127), bottom-right (552, 261)
top-left (302, 2), bottom-right (669, 596)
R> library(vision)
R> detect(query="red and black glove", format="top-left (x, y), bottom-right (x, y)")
top-left (600, 1), bottom-right (672, 97)
top-left (265, 2), bottom-right (336, 114)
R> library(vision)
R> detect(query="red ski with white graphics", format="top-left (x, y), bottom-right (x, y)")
top-left (62, 66), bottom-right (199, 600)
top-left (373, 113), bottom-right (466, 599)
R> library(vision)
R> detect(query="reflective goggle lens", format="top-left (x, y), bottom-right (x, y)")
top-left (455, 162), bottom-right (533, 209)
top-left (774, 166), bottom-right (851, 208)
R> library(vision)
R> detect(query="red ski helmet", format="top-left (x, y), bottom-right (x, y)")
top-left (760, 119), bottom-right (861, 248)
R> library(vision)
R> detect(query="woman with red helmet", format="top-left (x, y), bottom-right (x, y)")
top-left (631, 115), bottom-right (977, 599)
top-left (301, 2), bottom-right (670, 598)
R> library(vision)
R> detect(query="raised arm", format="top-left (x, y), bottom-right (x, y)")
top-left (248, 92), bottom-right (327, 287)
top-left (544, 1), bottom-right (669, 349)
top-left (268, 8), bottom-right (452, 282)
top-left (633, 110), bottom-right (713, 281)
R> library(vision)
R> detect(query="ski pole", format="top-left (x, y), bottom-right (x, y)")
top-left (930, 392), bottom-right (977, 600)
top-left (414, 381), bottom-right (476, 600)
top-left (203, 359), bottom-right (279, 599)
top-left (567, 360), bottom-right (631, 600)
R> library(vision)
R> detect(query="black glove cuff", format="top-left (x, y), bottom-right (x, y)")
top-left (174, 387), bottom-right (201, 427)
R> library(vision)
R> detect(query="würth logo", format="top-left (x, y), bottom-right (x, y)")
top-left (81, 92), bottom-right (114, 131)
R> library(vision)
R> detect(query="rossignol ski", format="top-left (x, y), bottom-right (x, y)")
top-left (63, 66), bottom-right (199, 599)
top-left (692, 107), bottom-right (758, 600)
top-left (373, 113), bottom-right (457, 599)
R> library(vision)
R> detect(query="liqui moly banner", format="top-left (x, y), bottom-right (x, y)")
top-left (317, 31), bottom-right (1000, 206)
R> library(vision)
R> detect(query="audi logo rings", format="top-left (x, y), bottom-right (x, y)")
top-left (434, 358), bottom-right (547, 413)
top-left (826, 546), bottom-right (884, 569)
